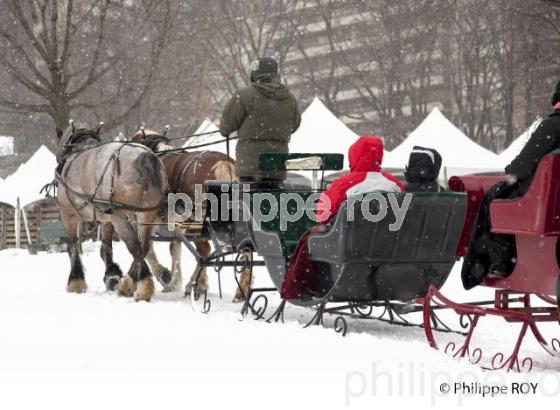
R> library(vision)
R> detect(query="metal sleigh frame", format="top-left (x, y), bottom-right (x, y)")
top-left (162, 212), bottom-right (483, 343)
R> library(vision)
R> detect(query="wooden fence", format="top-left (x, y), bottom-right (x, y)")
top-left (0, 198), bottom-right (97, 250)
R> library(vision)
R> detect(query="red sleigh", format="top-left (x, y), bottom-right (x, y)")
top-left (422, 153), bottom-right (560, 371)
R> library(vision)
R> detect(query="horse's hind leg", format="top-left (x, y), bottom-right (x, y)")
top-left (100, 222), bottom-right (123, 291)
top-left (137, 223), bottom-right (157, 301)
top-left (145, 244), bottom-right (172, 289)
top-left (185, 240), bottom-right (209, 296)
top-left (112, 216), bottom-right (154, 302)
top-left (233, 249), bottom-right (253, 303)
top-left (159, 239), bottom-right (182, 293)
top-left (62, 211), bottom-right (87, 293)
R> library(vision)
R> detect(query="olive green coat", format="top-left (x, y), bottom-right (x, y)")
top-left (219, 76), bottom-right (301, 179)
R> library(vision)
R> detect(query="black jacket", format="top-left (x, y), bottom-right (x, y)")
top-left (506, 110), bottom-right (560, 195)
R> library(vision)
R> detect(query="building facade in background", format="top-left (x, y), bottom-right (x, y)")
top-left (279, 0), bottom-right (559, 151)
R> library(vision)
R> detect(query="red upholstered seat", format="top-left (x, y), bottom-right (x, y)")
top-left (490, 155), bottom-right (560, 236)
top-left (448, 155), bottom-right (560, 296)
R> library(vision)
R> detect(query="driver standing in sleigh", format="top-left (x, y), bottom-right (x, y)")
top-left (219, 57), bottom-right (301, 186)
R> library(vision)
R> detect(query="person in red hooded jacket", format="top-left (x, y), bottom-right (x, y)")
top-left (316, 136), bottom-right (403, 223)
top-left (281, 136), bottom-right (404, 299)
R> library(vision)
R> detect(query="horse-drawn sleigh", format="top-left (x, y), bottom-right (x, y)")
top-left (53, 124), bottom-right (559, 372)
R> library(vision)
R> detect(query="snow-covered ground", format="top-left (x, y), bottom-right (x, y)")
top-left (0, 242), bottom-right (558, 409)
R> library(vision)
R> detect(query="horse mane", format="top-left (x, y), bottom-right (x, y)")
top-left (56, 127), bottom-right (102, 173)
top-left (59, 128), bottom-right (101, 159)
top-left (65, 128), bottom-right (101, 146)
top-left (130, 129), bottom-right (172, 152)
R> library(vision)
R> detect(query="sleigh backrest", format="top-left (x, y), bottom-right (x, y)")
top-left (490, 153), bottom-right (560, 236)
top-left (307, 192), bottom-right (467, 264)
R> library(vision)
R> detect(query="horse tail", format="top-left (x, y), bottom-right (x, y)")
top-left (134, 152), bottom-right (165, 192)
top-left (211, 160), bottom-right (237, 181)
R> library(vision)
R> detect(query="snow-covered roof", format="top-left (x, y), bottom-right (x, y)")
top-left (289, 97), bottom-right (362, 168)
top-left (182, 118), bottom-right (234, 157)
top-left (498, 118), bottom-right (542, 167)
top-left (0, 145), bottom-right (57, 207)
top-left (0, 136), bottom-right (14, 157)
top-left (383, 107), bottom-right (501, 173)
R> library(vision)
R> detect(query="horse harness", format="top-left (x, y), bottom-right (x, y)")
top-left (56, 141), bottom-right (166, 217)
top-left (160, 150), bottom-right (210, 192)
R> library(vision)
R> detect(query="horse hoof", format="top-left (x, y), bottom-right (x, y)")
top-left (184, 284), bottom-right (199, 300)
top-left (134, 277), bottom-right (154, 302)
top-left (104, 275), bottom-right (121, 292)
top-left (154, 268), bottom-right (172, 287)
top-left (232, 287), bottom-right (250, 303)
top-left (184, 282), bottom-right (193, 298)
top-left (161, 268), bottom-right (172, 285)
top-left (162, 281), bottom-right (181, 293)
top-left (192, 288), bottom-right (201, 301)
top-left (184, 282), bottom-right (207, 300)
top-left (117, 275), bottom-right (136, 297)
top-left (66, 278), bottom-right (87, 294)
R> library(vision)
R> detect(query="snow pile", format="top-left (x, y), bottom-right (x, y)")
top-left (183, 118), bottom-right (235, 157)
top-left (0, 145), bottom-right (56, 207)
top-left (383, 108), bottom-right (501, 176)
top-left (289, 97), bottom-right (367, 169)
top-left (498, 118), bottom-right (542, 167)
top-left (0, 136), bottom-right (14, 156)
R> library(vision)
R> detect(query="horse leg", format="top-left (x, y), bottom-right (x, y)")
top-left (112, 216), bottom-right (154, 302)
top-left (136, 223), bottom-right (157, 301)
top-left (100, 222), bottom-right (123, 291)
top-left (145, 244), bottom-right (172, 289)
top-left (162, 239), bottom-right (183, 292)
top-left (233, 249), bottom-right (254, 303)
top-left (185, 240), bottom-right (209, 296)
top-left (62, 211), bottom-right (87, 293)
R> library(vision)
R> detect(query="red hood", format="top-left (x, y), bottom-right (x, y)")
top-left (348, 136), bottom-right (384, 172)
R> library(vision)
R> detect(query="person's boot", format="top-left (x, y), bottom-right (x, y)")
top-left (487, 262), bottom-right (508, 278)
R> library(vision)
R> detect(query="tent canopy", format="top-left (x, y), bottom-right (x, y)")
top-left (383, 107), bottom-right (501, 175)
top-left (289, 97), bottom-right (366, 169)
top-left (498, 118), bottom-right (542, 167)
top-left (0, 136), bottom-right (14, 157)
top-left (182, 118), bottom-right (234, 156)
top-left (0, 145), bottom-right (57, 208)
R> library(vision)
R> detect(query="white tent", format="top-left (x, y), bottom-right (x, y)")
top-left (0, 136), bottom-right (14, 157)
top-left (182, 118), bottom-right (235, 157)
top-left (498, 118), bottom-right (542, 167)
top-left (289, 97), bottom-right (364, 169)
top-left (0, 145), bottom-right (57, 208)
top-left (383, 107), bottom-right (501, 176)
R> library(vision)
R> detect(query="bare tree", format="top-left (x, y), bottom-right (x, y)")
top-left (339, 0), bottom-right (443, 147)
top-left (287, 0), bottom-right (347, 115)
top-left (0, 0), bottom-right (174, 135)
top-left (192, 0), bottom-right (303, 109)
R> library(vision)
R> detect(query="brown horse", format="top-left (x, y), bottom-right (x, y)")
top-left (130, 129), bottom-right (253, 302)
top-left (56, 125), bottom-right (167, 302)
